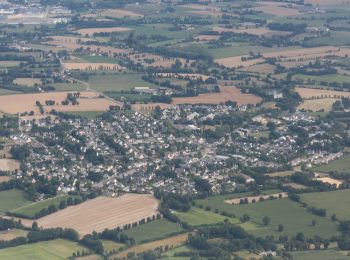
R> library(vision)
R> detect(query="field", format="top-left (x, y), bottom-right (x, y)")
top-left (300, 189), bottom-right (350, 221)
top-left (0, 229), bottom-right (28, 241)
top-left (296, 87), bottom-right (350, 99)
top-left (291, 250), bottom-right (350, 260)
top-left (36, 194), bottom-right (159, 236)
top-left (111, 233), bottom-right (188, 259)
top-left (76, 27), bottom-right (131, 36)
top-left (294, 74), bottom-right (350, 84)
top-left (10, 195), bottom-right (71, 219)
top-left (312, 155), bottom-right (350, 172)
top-left (0, 239), bottom-right (87, 260)
top-left (124, 219), bottom-right (183, 243)
top-left (224, 192), bottom-right (288, 205)
top-left (305, 0), bottom-right (348, 5)
top-left (215, 56), bottom-right (265, 69)
top-left (88, 73), bottom-right (158, 92)
top-left (172, 86), bottom-right (262, 105)
top-left (0, 61), bottom-right (21, 68)
top-left (212, 26), bottom-right (291, 37)
top-left (254, 5), bottom-right (300, 16)
top-left (13, 78), bottom-right (42, 87)
top-left (0, 176), bottom-right (11, 183)
top-left (101, 240), bottom-right (124, 253)
top-left (63, 62), bottom-right (124, 71)
top-left (0, 189), bottom-right (31, 214)
top-left (298, 98), bottom-right (339, 112)
top-left (0, 91), bottom-right (119, 115)
top-left (197, 195), bottom-right (338, 238)
top-left (0, 159), bottom-right (20, 172)
top-left (99, 8), bottom-right (143, 18)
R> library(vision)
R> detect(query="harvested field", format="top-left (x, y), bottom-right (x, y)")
top-left (37, 194), bottom-right (159, 236)
top-left (181, 4), bottom-right (221, 11)
top-left (172, 85), bottom-right (262, 105)
top-left (63, 62), bottom-right (124, 71)
top-left (76, 27), bottom-right (131, 36)
top-left (13, 78), bottom-right (42, 87)
top-left (314, 177), bottom-right (343, 187)
top-left (215, 56), bottom-right (265, 68)
top-left (295, 87), bottom-right (350, 99)
top-left (111, 233), bottom-right (188, 259)
top-left (298, 98), bottom-right (339, 112)
top-left (0, 159), bottom-right (20, 172)
top-left (100, 8), bottom-right (143, 18)
top-left (240, 63), bottom-right (276, 74)
top-left (0, 229), bottom-right (28, 241)
top-left (254, 5), bottom-right (300, 16)
top-left (0, 91), bottom-right (119, 115)
top-left (224, 192), bottom-right (288, 205)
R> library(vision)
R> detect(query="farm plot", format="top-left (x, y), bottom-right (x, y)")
top-left (300, 189), bottom-right (350, 221)
top-left (291, 250), bottom-right (350, 260)
top-left (312, 155), bottom-right (350, 173)
top-left (76, 27), bottom-right (131, 36)
top-left (294, 74), bottom-right (350, 84)
top-left (13, 78), bottom-right (42, 87)
top-left (215, 56), bottom-right (265, 69)
top-left (224, 192), bottom-right (288, 205)
top-left (298, 98), bottom-right (339, 112)
top-left (0, 91), bottom-right (119, 115)
top-left (36, 194), bottom-right (159, 236)
top-left (62, 62), bottom-right (124, 71)
top-left (212, 26), bottom-right (291, 37)
top-left (172, 85), bottom-right (262, 105)
top-left (0, 229), bottom-right (28, 241)
top-left (253, 5), bottom-right (300, 16)
top-left (304, 0), bottom-right (347, 5)
top-left (0, 61), bottom-right (21, 68)
top-left (0, 189), bottom-right (31, 214)
top-left (0, 159), bottom-right (20, 172)
top-left (296, 87), bottom-right (350, 99)
top-left (100, 8), bottom-right (143, 18)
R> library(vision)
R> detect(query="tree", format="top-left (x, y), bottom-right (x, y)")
top-left (153, 106), bottom-right (162, 119)
top-left (278, 224), bottom-right (284, 232)
top-left (311, 220), bottom-right (316, 227)
top-left (262, 216), bottom-right (270, 226)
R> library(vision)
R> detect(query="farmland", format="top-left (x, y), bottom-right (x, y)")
top-left (76, 27), bottom-right (131, 36)
top-left (298, 98), bottom-right (339, 112)
top-left (296, 87), bottom-right (350, 99)
top-left (0, 229), bottom-right (28, 241)
top-left (300, 189), bottom-right (350, 221)
top-left (0, 159), bottom-right (20, 172)
top-left (36, 194), bottom-right (159, 235)
top-left (0, 189), bottom-right (31, 214)
top-left (312, 155), bottom-right (350, 173)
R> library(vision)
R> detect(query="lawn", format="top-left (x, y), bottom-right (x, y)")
top-left (291, 250), bottom-right (350, 260)
top-left (300, 189), bottom-right (350, 221)
top-left (197, 196), bottom-right (338, 238)
top-left (10, 195), bottom-right (72, 219)
top-left (88, 73), bottom-right (158, 92)
top-left (312, 155), bottom-right (350, 173)
top-left (0, 189), bottom-right (31, 214)
top-left (123, 219), bottom-right (184, 243)
top-left (0, 239), bottom-right (87, 260)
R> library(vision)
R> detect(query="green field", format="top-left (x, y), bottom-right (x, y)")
top-left (10, 195), bottom-right (71, 219)
top-left (293, 74), bottom-right (350, 84)
top-left (61, 111), bottom-right (105, 118)
top-left (197, 197), bottom-right (338, 238)
top-left (123, 219), bottom-right (184, 243)
top-left (291, 250), bottom-right (350, 260)
top-left (79, 55), bottom-right (121, 64)
top-left (312, 155), bottom-right (350, 173)
top-left (101, 240), bottom-right (124, 253)
top-left (0, 88), bottom-right (22, 95)
top-left (0, 189), bottom-right (31, 214)
top-left (88, 73), bottom-right (158, 92)
top-left (52, 83), bottom-right (86, 92)
top-left (0, 239), bottom-right (87, 260)
top-left (300, 189), bottom-right (350, 221)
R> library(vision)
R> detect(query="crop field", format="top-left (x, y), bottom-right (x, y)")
top-left (298, 98), bottom-right (339, 112)
top-left (312, 155), bottom-right (350, 172)
top-left (10, 195), bottom-right (72, 219)
top-left (304, 0), bottom-right (348, 5)
top-left (124, 219), bottom-right (183, 243)
top-left (0, 189), bottom-right (31, 214)
top-left (291, 250), bottom-right (350, 260)
top-left (112, 233), bottom-right (188, 259)
top-left (196, 194), bottom-right (338, 238)
top-left (240, 63), bottom-right (276, 74)
top-left (99, 8), bottom-right (143, 18)
top-left (296, 87), bottom-right (350, 99)
top-left (294, 74), bottom-right (350, 84)
top-left (0, 61), bottom-right (21, 67)
top-left (215, 56), bottom-right (265, 69)
top-left (0, 239), bottom-right (87, 260)
top-left (253, 5), bottom-right (300, 16)
top-left (0, 91), bottom-right (119, 115)
top-left (12, 78), bottom-right (42, 87)
top-left (36, 194), bottom-right (159, 236)
top-left (76, 27), bottom-right (131, 36)
top-left (314, 177), bottom-right (343, 187)
top-left (172, 86), bottom-right (262, 105)
top-left (212, 26), bottom-right (291, 37)
top-left (63, 62), bottom-right (124, 71)
top-left (0, 159), bottom-right (20, 172)
top-left (101, 240), bottom-right (124, 253)
top-left (224, 192), bottom-right (288, 205)
top-left (0, 229), bottom-right (28, 241)
top-left (300, 189), bottom-right (350, 221)
top-left (88, 73), bottom-right (158, 92)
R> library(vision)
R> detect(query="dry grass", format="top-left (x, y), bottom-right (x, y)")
top-left (266, 171), bottom-right (295, 177)
top-left (76, 27), bottom-right (131, 36)
top-left (298, 98), bottom-right (339, 112)
top-left (0, 159), bottom-right (20, 172)
top-left (0, 229), bottom-right (28, 241)
top-left (0, 91), bottom-right (119, 115)
top-left (111, 233), bottom-right (188, 259)
top-left (314, 177), bottom-right (343, 187)
top-left (37, 194), bottom-right (159, 236)
top-left (224, 192), bottom-right (288, 205)
top-left (0, 176), bottom-right (11, 183)
top-left (173, 86), bottom-right (261, 105)
top-left (63, 62), bottom-right (124, 71)
top-left (296, 87), bottom-right (350, 99)
top-left (13, 78), bottom-right (42, 87)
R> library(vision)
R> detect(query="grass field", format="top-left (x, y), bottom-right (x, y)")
top-left (300, 189), bottom-right (350, 221)
top-left (101, 240), bottom-right (124, 253)
top-left (0, 229), bottom-right (28, 241)
top-left (197, 195), bottom-right (338, 238)
top-left (312, 155), bottom-right (350, 173)
top-left (298, 98), bottom-right (339, 112)
top-left (88, 73), bottom-right (158, 92)
top-left (0, 239), bottom-right (87, 260)
top-left (124, 219), bottom-right (183, 243)
top-left (294, 74), bottom-right (350, 84)
top-left (10, 195), bottom-right (71, 219)
top-left (62, 111), bottom-right (104, 118)
top-left (0, 189), bottom-right (31, 214)
top-left (174, 207), bottom-right (233, 226)
top-left (291, 250), bottom-right (350, 260)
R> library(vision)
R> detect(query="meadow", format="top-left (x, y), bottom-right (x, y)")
top-left (124, 219), bottom-right (183, 243)
top-left (293, 74), bottom-right (350, 84)
top-left (291, 250), bottom-right (350, 260)
top-left (0, 189), bottom-right (31, 214)
top-left (312, 155), bottom-right (350, 173)
top-left (300, 189), bottom-right (350, 221)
